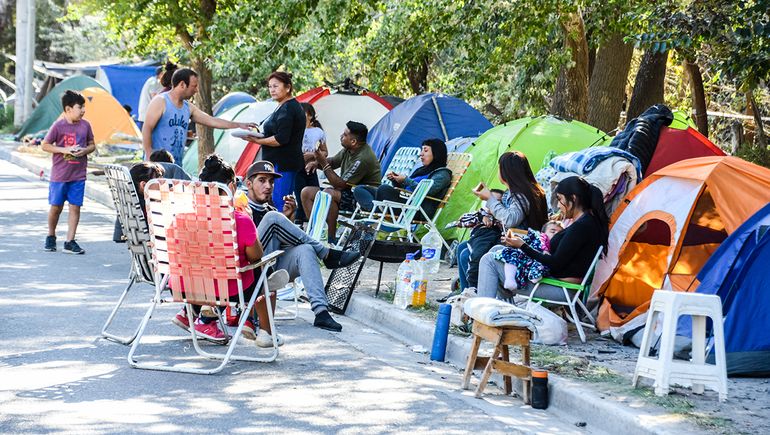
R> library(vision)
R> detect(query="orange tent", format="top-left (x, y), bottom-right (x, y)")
top-left (590, 157), bottom-right (770, 337)
top-left (79, 87), bottom-right (140, 144)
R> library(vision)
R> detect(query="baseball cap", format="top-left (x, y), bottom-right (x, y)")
top-left (246, 160), bottom-right (282, 180)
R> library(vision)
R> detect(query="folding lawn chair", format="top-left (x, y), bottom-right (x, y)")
top-left (522, 247), bottom-right (603, 343)
top-left (101, 164), bottom-right (156, 345)
top-left (359, 178), bottom-right (434, 243)
top-left (127, 179), bottom-right (283, 374)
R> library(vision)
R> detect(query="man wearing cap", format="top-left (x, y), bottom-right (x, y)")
top-left (244, 160), bottom-right (360, 332)
top-left (300, 121), bottom-right (381, 244)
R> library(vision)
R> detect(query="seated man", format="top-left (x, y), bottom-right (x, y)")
top-left (148, 149), bottom-right (192, 180)
top-left (300, 121), bottom-right (381, 245)
top-left (244, 160), bottom-right (361, 332)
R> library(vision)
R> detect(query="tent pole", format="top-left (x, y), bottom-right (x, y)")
top-left (431, 95), bottom-right (449, 142)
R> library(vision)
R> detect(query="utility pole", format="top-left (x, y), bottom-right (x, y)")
top-left (14, 0), bottom-right (35, 127)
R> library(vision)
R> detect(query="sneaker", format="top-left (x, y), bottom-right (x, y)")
top-left (44, 235), bottom-right (56, 252)
top-left (437, 277), bottom-right (462, 303)
top-left (313, 310), bottom-right (342, 332)
top-left (255, 328), bottom-right (284, 348)
top-left (193, 320), bottom-right (227, 343)
top-left (171, 308), bottom-right (191, 332)
top-left (241, 319), bottom-right (257, 340)
top-left (323, 248), bottom-right (361, 269)
top-left (62, 240), bottom-right (85, 254)
top-left (267, 269), bottom-right (290, 292)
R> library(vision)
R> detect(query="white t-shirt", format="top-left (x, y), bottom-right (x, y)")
top-left (302, 127), bottom-right (326, 153)
top-left (138, 76), bottom-right (162, 122)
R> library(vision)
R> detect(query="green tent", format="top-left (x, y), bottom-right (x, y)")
top-left (436, 115), bottom-right (611, 240)
top-left (16, 75), bottom-right (105, 139)
top-left (182, 100), bottom-right (277, 175)
top-left (670, 109), bottom-right (698, 130)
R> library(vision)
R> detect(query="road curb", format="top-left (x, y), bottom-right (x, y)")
top-left (346, 293), bottom-right (696, 435)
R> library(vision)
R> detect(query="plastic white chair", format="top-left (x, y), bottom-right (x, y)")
top-left (632, 290), bottom-right (728, 401)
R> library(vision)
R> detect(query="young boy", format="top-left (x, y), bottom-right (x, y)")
top-left (41, 90), bottom-right (95, 254)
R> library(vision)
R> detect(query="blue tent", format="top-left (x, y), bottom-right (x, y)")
top-left (100, 65), bottom-right (158, 118)
top-left (686, 202), bottom-right (770, 376)
top-left (369, 93), bottom-right (492, 173)
top-left (213, 92), bottom-right (256, 116)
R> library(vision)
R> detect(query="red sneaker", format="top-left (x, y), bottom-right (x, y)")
top-left (225, 306), bottom-right (239, 327)
top-left (171, 308), bottom-right (190, 332)
top-left (241, 319), bottom-right (257, 340)
top-left (194, 321), bottom-right (227, 343)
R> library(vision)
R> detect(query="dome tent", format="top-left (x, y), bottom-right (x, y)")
top-left (436, 115), bottom-right (611, 236)
top-left (79, 87), bottom-right (140, 143)
top-left (213, 92), bottom-right (256, 116)
top-left (296, 80), bottom-right (392, 157)
top-left (368, 93), bottom-right (492, 173)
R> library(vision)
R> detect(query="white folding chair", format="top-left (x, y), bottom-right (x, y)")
top-left (523, 247), bottom-right (603, 343)
top-left (127, 179), bottom-right (282, 374)
top-left (101, 164), bottom-right (156, 345)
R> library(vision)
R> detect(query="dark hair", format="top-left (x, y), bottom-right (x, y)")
top-left (149, 149), bottom-right (174, 163)
top-left (267, 71), bottom-right (293, 94)
top-left (490, 188), bottom-right (505, 195)
top-left (160, 61), bottom-right (178, 88)
top-left (301, 102), bottom-right (322, 129)
top-left (199, 154), bottom-right (235, 185)
top-left (130, 162), bottom-right (164, 189)
top-left (541, 220), bottom-right (563, 232)
top-left (411, 138), bottom-right (448, 178)
top-left (498, 151), bottom-right (547, 230)
top-left (554, 176), bottom-right (609, 250)
top-left (172, 68), bottom-right (198, 88)
top-left (61, 90), bottom-right (85, 110)
top-left (346, 120), bottom-right (368, 143)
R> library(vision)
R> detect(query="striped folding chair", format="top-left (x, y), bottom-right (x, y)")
top-left (101, 164), bottom-right (155, 345)
top-left (127, 179), bottom-right (282, 374)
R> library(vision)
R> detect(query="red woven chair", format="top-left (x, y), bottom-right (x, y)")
top-left (127, 179), bottom-right (282, 374)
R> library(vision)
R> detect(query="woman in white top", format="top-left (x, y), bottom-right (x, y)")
top-left (294, 102), bottom-right (328, 222)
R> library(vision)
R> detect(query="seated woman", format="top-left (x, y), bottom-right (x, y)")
top-left (476, 176), bottom-right (609, 301)
top-left (353, 138), bottom-right (452, 219)
top-left (451, 151), bottom-right (548, 297)
top-left (168, 155), bottom-right (283, 347)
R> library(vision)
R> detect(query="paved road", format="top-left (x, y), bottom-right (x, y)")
top-left (0, 159), bottom-right (589, 434)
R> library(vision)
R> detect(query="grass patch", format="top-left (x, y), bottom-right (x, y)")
top-left (530, 346), bottom-right (625, 383)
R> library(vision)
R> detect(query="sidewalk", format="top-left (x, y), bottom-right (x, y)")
top-left (2, 140), bottom-right (761, 434)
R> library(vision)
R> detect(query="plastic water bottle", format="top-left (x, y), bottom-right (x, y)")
top-left (394, 253), bottom-right (414, 309)
top-left (411, 258), bottom-right (428, 306)
top-left (420, 226), bottom-right (443, 274)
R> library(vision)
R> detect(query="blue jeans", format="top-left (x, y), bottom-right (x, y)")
top-left (272, 170), bottom-right (297, 211)
top-left (457, 241), bottom-right (470, 291)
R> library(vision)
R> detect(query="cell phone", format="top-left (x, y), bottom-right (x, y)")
top-left (507, 228), bottom-right (527, 238)
top-left (474, 182), bottom-right (485, 193)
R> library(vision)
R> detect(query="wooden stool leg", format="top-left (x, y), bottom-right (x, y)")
top-left (462, 335), bottom-right (482, 390)
top-left (523, 341), bottom-right (531, 404)
top-left (501, 345), bottom-right (512, 395)
top-left (475, 338), bottom-right (502, 398)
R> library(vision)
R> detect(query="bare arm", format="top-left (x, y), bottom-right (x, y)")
top-left (190, 103), bottom-right (255, 130)
top-left (315, 149), bottom-right (348, 189)
top-left (141, 97), bottom-right (165, 160)
top-left (245, 237), bottom-right (264, 263)
top-left (41, 140), bottom-right (72, 155)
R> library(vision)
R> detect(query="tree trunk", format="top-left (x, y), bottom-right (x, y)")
top-left (587, 33), bottom-right (633, 133)
top-left (684, 59), bottom-right (708, 137)
top-left (550, 12), bottom-right (589, 122)
top-left (626, 49), bottom-right (669, 121)
top-left (406, 57), bottom-right (429, 95)
top-left (747, 87), bottom-right (768, 149)
top-left (193, 58), bottom-right (216, 170)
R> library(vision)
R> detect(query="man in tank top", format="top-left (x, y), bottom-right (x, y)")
top-left (142, 68), bottom-right (255, 164)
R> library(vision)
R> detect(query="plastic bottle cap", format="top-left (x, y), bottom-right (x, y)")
top-left (532, 370), bottom-right (548, 379)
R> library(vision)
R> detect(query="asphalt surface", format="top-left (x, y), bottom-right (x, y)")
top-left (0, 159), bottom-right (589, 434)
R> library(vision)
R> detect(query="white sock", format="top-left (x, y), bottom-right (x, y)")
top-left (503, 264), bottom-right (518, 290)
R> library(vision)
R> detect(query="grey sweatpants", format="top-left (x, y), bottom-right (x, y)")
top-left (257, 211), bottom-right (329, 314)
top-left (477, 245), bottom-right (572, 302)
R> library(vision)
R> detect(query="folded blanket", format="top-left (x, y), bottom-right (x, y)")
top-left (463, 297), bottom-right (539, 329)
top-left (549, 146), bottom-right (642, 180)
top-left (548, 156), bottom-right (639, 216)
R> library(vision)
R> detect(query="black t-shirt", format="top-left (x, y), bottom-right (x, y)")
top-left (262, 98), bottom-right (305, 172)
top-left (521, 213), bottom-right (605, 279)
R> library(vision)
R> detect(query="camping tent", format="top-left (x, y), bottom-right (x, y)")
top-left (688, 203), bottom-right (770, 376)
top-left (16, 75), bottom-right (105, 139)
top-left (436, 115), bottom-right (611, 236)
top-left (80, 87), bottom-right (141, 143)
top-left (297, 85), bottom-right (392, 157)
top-left (645, 125), bottom-right (726, 177)
top-left (182, 100), bottom-right (278, 175)
top-left (213, 92), bottom-right (256, 116)
top-left (368, 93), bottom-right (493, 172)
top-left (591, 157), bottom-right (770, 338)
top-left (97, 65), bottom-right (158, 118)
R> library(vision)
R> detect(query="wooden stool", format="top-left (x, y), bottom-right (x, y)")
top-left (462, 321), bottom-right (532, 402)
